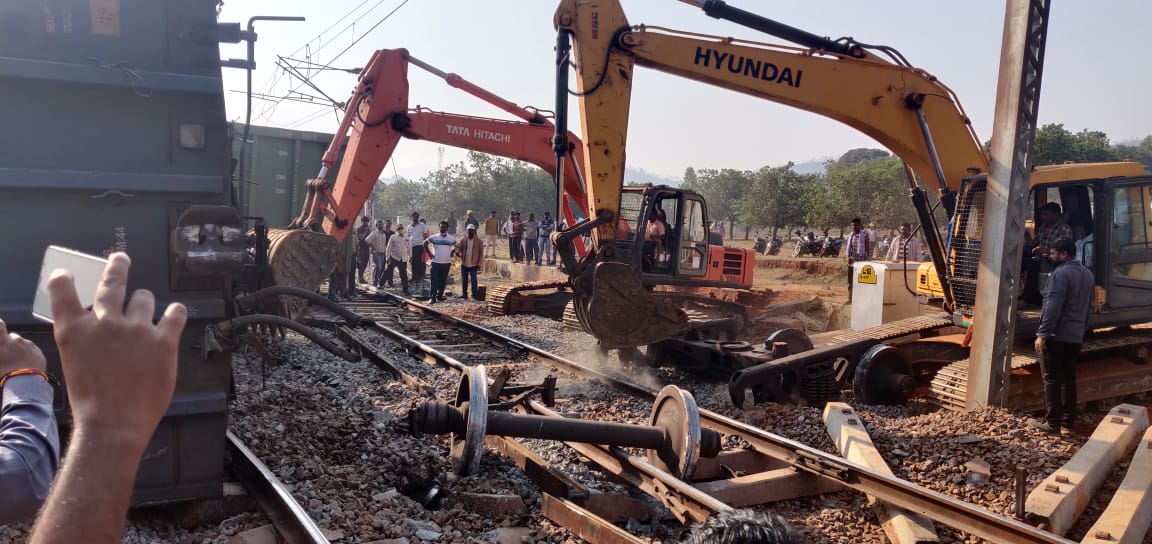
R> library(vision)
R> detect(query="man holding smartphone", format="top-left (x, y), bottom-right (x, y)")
top-left (0, 318), bottom-right (59, 524)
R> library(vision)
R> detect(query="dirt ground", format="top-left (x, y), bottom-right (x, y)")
top-left (480, 236), bottom-right (852, 335)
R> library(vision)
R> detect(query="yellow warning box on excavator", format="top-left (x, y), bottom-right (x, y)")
top-left (857, 264), bottom-right (877, 284)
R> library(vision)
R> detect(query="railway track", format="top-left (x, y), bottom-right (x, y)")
top-left (297, 289), bottom-right (1090, 543)
top-left (227, 431), bottom-right (330, 544)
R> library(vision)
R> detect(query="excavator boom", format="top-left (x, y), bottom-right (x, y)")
top-left (268, 49), bottom-right (589, 318)
top-left (551, 0), bottom-right (990, 346)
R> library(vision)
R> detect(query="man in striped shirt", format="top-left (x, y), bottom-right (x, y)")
top-left (886, 223), bottom-right (923, 262)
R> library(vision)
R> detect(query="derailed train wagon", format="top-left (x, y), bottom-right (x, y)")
top-left (0, 0), bottom-right (235, 504)
top-left (231, 123), bottom-right (347, 229)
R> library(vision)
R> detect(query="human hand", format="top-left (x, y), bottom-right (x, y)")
top-left (0, 318), bottom-right (47, 376)
top-left (47, 253), bottom-right (186, 445)
top-left (1034, 337), bottom-right (1045, 356)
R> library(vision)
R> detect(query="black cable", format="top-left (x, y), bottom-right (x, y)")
top-left (264, 0), bottom-right (410, 123)
top-left (567, 26), bottom-right (629, 98)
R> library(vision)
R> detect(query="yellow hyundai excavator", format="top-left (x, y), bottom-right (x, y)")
top-left (552, 0), bottom-right (1152, 409)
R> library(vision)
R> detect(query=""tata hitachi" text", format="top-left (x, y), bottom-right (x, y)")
top-left (446, 124), bottom-right (511, 144)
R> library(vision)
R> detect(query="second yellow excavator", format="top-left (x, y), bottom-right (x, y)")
top-left (550, 0), bottom-right (1152, 409)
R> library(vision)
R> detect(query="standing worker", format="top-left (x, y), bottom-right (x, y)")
top-left (424, 220), bottom-right (457, 303)
top-left (886, 223), bottom-right (923, 262)
top-left (383, 224), bottom-right (411, 294)
top-left (455, 224), bottom-right (484, 300)
top-left (365, 220), bottom-right (390, 287)
top-left (445, 211), bottom-right (458, 236)
top-left (409, 212), bottom-right (429, 284)
top-left (1029, 237), bottom-right (1095, 435)
top-left (464, 209), bottom-right (479, 232)
top-left (523, 213), bottom-right (540, 265)
top-left (484, 211), bottom-right (500, 258)
top-left (355, 216), bottom-right (372, 284)
top-left (539, 211), bottom-right (556, 266)
top-left (845, 217), bottom-right (872, 303)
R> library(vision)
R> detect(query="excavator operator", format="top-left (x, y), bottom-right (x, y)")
top-left (643, 209), bottom-right (668, 272)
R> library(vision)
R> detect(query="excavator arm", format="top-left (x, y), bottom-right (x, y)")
top-left (554, 0), bottom-right (989, 231)
top-left (397, 107), bottom-right (589, 235)
top-left (268, 49), bottom-right (589, 318)
top-left (293, 48), bottom-right (588, 242)
top-left (551, 0), bottom-right (994, 341)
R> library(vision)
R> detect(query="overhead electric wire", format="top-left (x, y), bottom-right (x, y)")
top-left (257, 0), bottom-right (410, 125)
top-left (251, 0), bottom-right (379, 109)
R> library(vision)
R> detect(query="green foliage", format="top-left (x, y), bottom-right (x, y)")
top-left (373, 151), bottom-right (557, 224)
top-left (735, 163), bottom-right (815, 233)
top-left (365, 123), bottom-right (1151, 238)
top-left (805, 154), bottom-right (916, 230)
top-left (1032, 123), bottom-right (1119, 166)
top-left (683, 168), bottom-right (753, 238)
top-left (1112, 135), bottom-right (1152, 174)
top-left (836, 148), bottom-right (890, 167)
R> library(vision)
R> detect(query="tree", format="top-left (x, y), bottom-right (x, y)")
top-left (807, 155), bottom-right (914, 233)
top-left (685, 168), bottom-right (752, 239)
top-left (1114, 135), bottom-right (1152, 173)
top-left (1032, 123), bottom-right (1118, 166)
top-left (374, 177), bottom-right (430, 220)
top-left (836, 148), bottom-right (890, 168)
top-left (735, 163), bottom-right (815, 238)
top-left (683, 166), bottom-right (698, 186)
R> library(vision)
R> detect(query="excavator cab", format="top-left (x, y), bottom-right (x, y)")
top-left (941, 163), bottom-right (1152, 333)
top-left (616, 186), bottom-right (752, 288)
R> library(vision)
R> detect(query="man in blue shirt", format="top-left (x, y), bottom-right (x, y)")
top-left (424, 221), bottom-right (457, 303)
top-left (0, 318), bottom-right (59, 524)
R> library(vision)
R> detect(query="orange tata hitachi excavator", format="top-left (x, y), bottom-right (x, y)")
top-left (265, 48), bottom-right (754, 321)
top-left (551, 0), bottom-right (1152, 408)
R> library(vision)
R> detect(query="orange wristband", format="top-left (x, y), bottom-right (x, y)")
top-left (0, 368), bottom-right (50, 389)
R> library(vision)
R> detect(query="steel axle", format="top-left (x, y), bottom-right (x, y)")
top-left (408, 366), bottom-right (722, 479)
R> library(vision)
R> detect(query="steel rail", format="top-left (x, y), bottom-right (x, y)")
top-left (337, 310), bottom-right (648, 543)
top-left (363, 292), bottom-right (1075, 544)
top-left (226, 431), bottom-right (330, 544)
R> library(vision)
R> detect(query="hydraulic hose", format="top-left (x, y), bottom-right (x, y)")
top-left (215, 314), bottom-right (361, 362)
top-left (235, 286), bottom-right (368, 326)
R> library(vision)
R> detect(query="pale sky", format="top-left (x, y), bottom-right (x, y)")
top-left (218, 1), bottom-right (1152, 182)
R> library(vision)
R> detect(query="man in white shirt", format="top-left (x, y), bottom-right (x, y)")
top-left (423, 220), bottom-right (457, 303)
top-left (408, 212), bottom-right (429, 283)
top-left (886, 223), bottom-right (923, 262)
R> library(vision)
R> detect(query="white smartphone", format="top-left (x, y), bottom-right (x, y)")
top-left (32, 246), bottom-right (109, 323)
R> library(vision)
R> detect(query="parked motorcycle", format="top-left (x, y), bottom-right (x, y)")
top-left (765, 237), bottom-right (782, 255)
top-left (792, 231), bottom-right (820, 257)
top-left (818, 235), bottom-right (844, 257)
top-left (753, 236), bottom-right (768, 254)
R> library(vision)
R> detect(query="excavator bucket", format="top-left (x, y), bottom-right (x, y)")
top-left (573, 261), bottom-right (689, 349)
top-left (265, 228), bottom-right (341, 319)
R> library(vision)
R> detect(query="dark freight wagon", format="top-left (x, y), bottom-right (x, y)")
top-left (0, 0), bottom-right (234, 505)
top-left (231, 123), bottom-right (345, 229)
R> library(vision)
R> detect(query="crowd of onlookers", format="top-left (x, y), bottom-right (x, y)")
top-left (325, 209), bottom-right (566, 303)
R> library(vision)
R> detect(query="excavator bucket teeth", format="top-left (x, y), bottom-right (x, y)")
top-left (266, 228), bottom-right (341, 319)
top-left (576, 261), bottom-right (688, 349)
